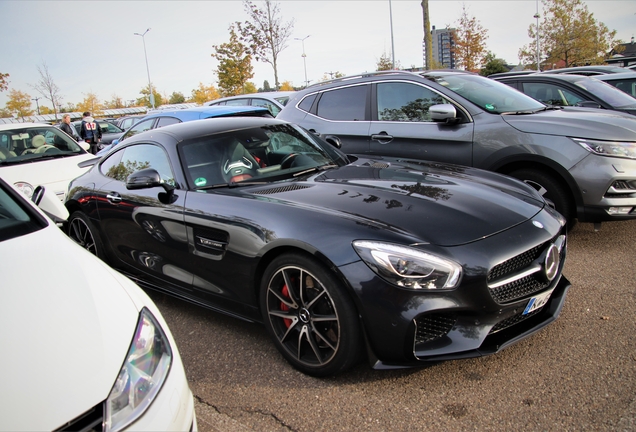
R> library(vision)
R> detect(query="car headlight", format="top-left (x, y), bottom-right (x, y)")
top-left (572, 137), bottom-right (636, 160)
top-left (13, 182), bottom-right (34, 198)
top-left (104, 308), bottom-right (172, 432)
top-left (353, 241), bottom-right (462, 289)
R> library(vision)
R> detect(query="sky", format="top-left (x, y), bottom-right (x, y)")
top-left (0, 0), bottom-right (634, 110)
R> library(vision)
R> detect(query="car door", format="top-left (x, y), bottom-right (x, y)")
top-left (368, 81), bottom-right (474, 166)
top-left (95, 142), bottom-right (192, 292)
top-left (304, 84), bottom-right (372, 154)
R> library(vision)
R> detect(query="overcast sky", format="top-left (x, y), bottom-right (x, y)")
top-left (0, 0), bottom-right (633, 110)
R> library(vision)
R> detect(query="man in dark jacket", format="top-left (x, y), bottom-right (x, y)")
top-left (80, 111), bottom-right (102, 154)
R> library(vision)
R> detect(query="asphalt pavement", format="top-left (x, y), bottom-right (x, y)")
top-left (149, 219), bottom-right (636, 431)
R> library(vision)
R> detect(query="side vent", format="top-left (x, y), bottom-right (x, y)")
top-left (251, 184), bottom-right (312, 195)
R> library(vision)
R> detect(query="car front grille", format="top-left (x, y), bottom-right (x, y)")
top-left (53, 403), bottom-right (103, 432)
top-left (487, 234), bottom-right (566, 304)
top-left (414, 313), bottom-right (457, 345)
top-left (489, 308), bottom-right (541, 334)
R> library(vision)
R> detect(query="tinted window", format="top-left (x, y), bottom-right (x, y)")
top-left (316, 85), bottom-right (368, 121)
top-left (156, 117), bottom-right (181, 128)
top-left (521, 82), bottom-right (584, 106)
top-left (103, 144), bottom-right (175, 185)
top-left (377, 82), bottom-right (449, 122)
top-left (298, 94), bottom-right (317, 112)
top-left (604, 78), bottom-right (636, 97)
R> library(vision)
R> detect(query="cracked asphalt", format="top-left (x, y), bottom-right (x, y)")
top-left (148, 219), bottom-right (636, 431)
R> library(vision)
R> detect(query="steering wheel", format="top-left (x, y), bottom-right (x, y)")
top-left (280, 153), bottom-right (299, 169)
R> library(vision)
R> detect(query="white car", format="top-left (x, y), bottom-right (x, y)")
top-left (0, 123), bottom-right (96, 201)
top-left (0, 178), bottom-right (197, 431)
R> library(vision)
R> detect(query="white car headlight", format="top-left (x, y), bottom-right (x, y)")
top-left (572, 137), bottom-right (636, 160)
top-left (353, 241), bottom-right (462, 290)
top-left (13, 182), bottom-right (34, 198)
top-left (104, 308), bottom-right (172, 432)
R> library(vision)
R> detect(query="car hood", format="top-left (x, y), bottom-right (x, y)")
top-left (255, 158), bottom-right (546, 246)
top-left (0, 225), bottom-right (139, 431)
top-left (501, 108), bottom-right (636, 140)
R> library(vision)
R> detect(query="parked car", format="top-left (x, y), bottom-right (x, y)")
top-left (65, 116), bottom-right (570, 377)
top-left (204, 91), bottom-right (295, 117)
top-left (72, 119), bottom-right (125, 146)
top-left (487, 70), bottom-right (538, 78)
top-left (97, 105), bottom-right (272, 156)
top-left (595, 71), bottom-right (636, 98)
top-left (541, 65), bottom-right (632, 76)
top-left (116, 114), bottom-right (147, 131)
top-left (277, 70), bottom-right (636, 227)
top-left (0, 123), bottom-right (95, 200)
top-left (0, 177), bottom-right (196, 431)
top-left (492, 73), bottom-right (636, 116)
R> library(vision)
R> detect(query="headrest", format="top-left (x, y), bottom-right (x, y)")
top-left (32, 135), bottom-right (46, 148)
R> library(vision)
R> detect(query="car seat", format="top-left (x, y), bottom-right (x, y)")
top-left (222, 140), bottom-right (259, 183)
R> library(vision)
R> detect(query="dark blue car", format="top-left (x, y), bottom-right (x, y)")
top-left (96, 105), bottom-right (272, 156)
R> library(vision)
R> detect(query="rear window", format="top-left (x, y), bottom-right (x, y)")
top-left (316, 85), bottom-right (368, 121)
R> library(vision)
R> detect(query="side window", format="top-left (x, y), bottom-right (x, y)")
top-left (521, 82), bottom-right (584, 107)
top-left (122, 118), bottom-right (155, 141)
top-left (225, 99), bottom-right (249, 106)
top-left (298, 94), bottom-right (317, 113)
top-left (102, 144), bottom-right (175, 186)
top-left (156, 117), bottom-right (181, 128)
top-left (316, 85), bottom-right (368, 121)
top-left (252, 98), bottom-right (280, 116)
top-left (377, 82), bottom-right (448, 122)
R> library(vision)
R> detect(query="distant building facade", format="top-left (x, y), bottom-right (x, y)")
top-left (430, 26), bottom-right (456, 69)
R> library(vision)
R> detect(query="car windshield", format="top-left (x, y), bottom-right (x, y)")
top-left (0, 182), bottom-right (44, 242)
top-left (572, 77), bottom-right (636, 109)
top-left (424, 73), bottom-right (546, 114)
top-left (0, 126), bottom-right (85, 165)
top-left (179, 123), bottom-right (347, 188)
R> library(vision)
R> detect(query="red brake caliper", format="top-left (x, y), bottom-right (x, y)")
top-left (281, 284), bottom-right (292, 328)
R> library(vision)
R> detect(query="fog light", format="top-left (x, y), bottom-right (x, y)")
top-left (607, 207), bottom-right (633, 215)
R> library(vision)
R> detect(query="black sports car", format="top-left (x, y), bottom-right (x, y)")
top-left (65, 117), bottom-right (570, 377)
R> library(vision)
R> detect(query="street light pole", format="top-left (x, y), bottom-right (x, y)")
top-left (295, 35), bottom-right (310, 88)
top-left (134, 28), bottom-right (155, 109)
top-left (534, 0), bottom-right (540, 71)
top-left (31, 97), bottom-right (41, 115)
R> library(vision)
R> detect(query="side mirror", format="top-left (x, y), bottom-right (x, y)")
top-left (324, 135), bottom-right (342, 149)
top-left (429, 104), bottom-right (458, 123)
top-left (126, 168), bottom-right (175, 193)
top-left (32, 185), bottom-right (69, 223)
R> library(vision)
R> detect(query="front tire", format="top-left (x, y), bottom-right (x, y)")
top-left (260, 253), bottom-right (362, 377)
top-left (509, 168), bottom-right (575, 226)
top-left (67, 211), bottom-right (105, 259)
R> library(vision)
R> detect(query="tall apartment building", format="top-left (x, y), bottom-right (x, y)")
top-left (429, 26), bottom-right (456, 69)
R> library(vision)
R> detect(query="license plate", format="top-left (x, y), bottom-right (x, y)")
top-left (523, 289), bottom-right (554, 315)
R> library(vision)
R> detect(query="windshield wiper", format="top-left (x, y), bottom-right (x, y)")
top-left (293, 164), bottom-right (338, 177)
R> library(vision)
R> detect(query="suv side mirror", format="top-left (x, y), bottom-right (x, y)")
top-left (430, 104), bottom-right (459, 124)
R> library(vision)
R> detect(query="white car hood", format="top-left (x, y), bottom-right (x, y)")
top-left (0, 153), bottom-right (94, 200)
top-left (0, 224), bottom-right (140, 431)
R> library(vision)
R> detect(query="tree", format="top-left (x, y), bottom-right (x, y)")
top-left (479, 52), bottom-right (509, 76)
top-left (0, 72), bottom-right (9, 92)
top-left (518, 0), bottom-right (622, 69)
top-left (137, 84), bottom-right (163, 108)
top-left (278, 81), bottom-right (294, 91)
top-left (236, 0), bottom-right (294, 90)
top-left (31, 61), bottom-right (63, 122)
top-left (212, 25), bottom-right (254, 97)
top-left (104, 94), bottom-right (125, 109)
top-left (452, 5), bottom-right (489, 71)
top-left (6, 89), bottom-right (34, 119)
top-left (376, 51), bottom-right (399, 71)
top-left (190, 83), bottom-right (220, 104)
top-left (262, 80), bottom-right (272, 92)
top-left (77, 92), bottom-right (103, 116)
top-left (168, 92), bottom-right (186, 104)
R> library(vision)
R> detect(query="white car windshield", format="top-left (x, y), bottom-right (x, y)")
top-left (0, 126), bottom-right (85, 165)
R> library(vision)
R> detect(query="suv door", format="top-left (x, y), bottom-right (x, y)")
top-left (369, 81), bottom-right (474, 166)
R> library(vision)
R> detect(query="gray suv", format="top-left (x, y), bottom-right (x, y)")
top-left (277, 70), bottom-right (636, 228)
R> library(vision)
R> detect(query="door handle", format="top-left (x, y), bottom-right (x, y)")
top-left (371, 132), bottom-right (394, 144)
top-left (106, 192), bottom-right (122, 203)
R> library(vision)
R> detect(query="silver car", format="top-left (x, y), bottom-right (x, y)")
top-left (277, 70), bottom-right (636, 229)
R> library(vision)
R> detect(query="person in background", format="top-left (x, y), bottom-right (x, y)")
top-left (80, 111), bottom-right (102, 154)
top-left (60, 114), bottom-right (77, 140)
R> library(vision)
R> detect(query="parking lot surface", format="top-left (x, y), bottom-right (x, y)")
top-left (149, 220), bottom-right (636, 431)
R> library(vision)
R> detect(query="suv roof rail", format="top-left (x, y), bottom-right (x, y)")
top-left (307, 70), bottom-right (419, 88)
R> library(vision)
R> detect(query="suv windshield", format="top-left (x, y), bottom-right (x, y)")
top-left (0, 126), bottom-right (85, 165)
top-left (572, 77), bottom-right (636, 109)
top-left (423, 73), bottom-right (546, 114)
